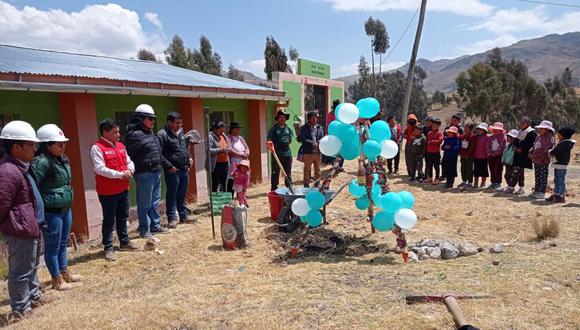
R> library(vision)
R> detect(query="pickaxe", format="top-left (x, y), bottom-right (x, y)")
top-left (406, 293), bottom-right (491, 330)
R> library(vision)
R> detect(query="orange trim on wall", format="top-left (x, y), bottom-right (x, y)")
top-left (247, 100), bottom-right (267, 184)
top-left (178, 97), bottom-right (204, 203)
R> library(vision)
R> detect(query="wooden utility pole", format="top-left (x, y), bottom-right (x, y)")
top-left (401, 0), bottom-right (427, 122)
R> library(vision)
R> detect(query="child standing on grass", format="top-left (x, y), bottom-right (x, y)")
top-left (408, 125), bottom-right (427, 182)
top-left (546, 126), bottom-right (575, 203)
top-left (442, 126), bottom-right (461, 188)
top-left (232, 159), bottom-right (250, 207)
top-left (472, 123), bottom-right (489, 189)
top-left (425, 118), bottom-right (443, 184)
top-left (486, 122), bottom-right (506, 190)
top-left (501, 129), bottom-right (519, 193)
top-left (529, 120), bottom-right (556, 200)
top-left (459, 123), bottom-right (475, 189)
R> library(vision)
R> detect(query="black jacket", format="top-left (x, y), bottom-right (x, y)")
top-left (513, 129), bottom-right (537, 169)
top-left (299, 124), bottom-right (324, 154)
top-left (157, 125), bottom-right (191, 171)
top-left (549, 139), bottom-right (575, 168)
top-left (126, 117), bottom-right (172, 173)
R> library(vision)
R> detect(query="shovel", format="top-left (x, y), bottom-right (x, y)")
top-left (267, 141), bottom-right (295, 194)
top-left (406, 293), bottom-right (490, 329)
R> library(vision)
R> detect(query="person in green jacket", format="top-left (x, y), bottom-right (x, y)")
top-left (31, 124), bottom-right (82, 291)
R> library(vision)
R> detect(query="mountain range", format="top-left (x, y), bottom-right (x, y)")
top-left (335, 32), bottom-right (580, 94)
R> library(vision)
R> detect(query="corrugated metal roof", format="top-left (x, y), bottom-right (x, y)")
top-left (0, 44), bottom-right (275, 92)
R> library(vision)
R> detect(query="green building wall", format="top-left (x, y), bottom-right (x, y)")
top-left (0, 90), bottom-right (61, 128)
top-left (331, 87), bottom-right (344, 104)
top-left (281, 81), bottom-right (302, 155)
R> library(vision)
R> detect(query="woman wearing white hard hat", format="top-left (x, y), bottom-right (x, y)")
top-left (30, 124), bottom-right (81, 291)
top-left (0, 120), bottom-right (47, 320)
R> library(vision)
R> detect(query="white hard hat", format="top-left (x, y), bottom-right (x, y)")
top-left (37, 124), bottom-right (69, 142)
top-left (135, 104), bottom-right (156, 118)
top-left (0, 120), bottom-right (40, 142)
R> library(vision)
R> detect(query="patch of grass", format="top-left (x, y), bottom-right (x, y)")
top-left (530, 216), bottom-right (560, 241)
top-left (0, 250), bottom-right (8, 281)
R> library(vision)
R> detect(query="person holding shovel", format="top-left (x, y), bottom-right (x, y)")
top-left (267, 109), bottom-right (294, 191)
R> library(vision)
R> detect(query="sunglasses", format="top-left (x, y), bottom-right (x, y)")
top-left (144, 117), bottom-right (156, 121)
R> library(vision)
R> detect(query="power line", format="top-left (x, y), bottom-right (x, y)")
top-left (517, 0), bottom-right (580, 8)
top-left (381, 4), bottom-right (421, 65)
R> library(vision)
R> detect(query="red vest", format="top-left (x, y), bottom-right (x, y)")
top-left (95, 138), bottom-right (130, 196)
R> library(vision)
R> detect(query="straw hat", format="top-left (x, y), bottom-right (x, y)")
top-left (534, 120), bottom-right (555, 132)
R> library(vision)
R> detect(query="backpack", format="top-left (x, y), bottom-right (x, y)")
top-left (502, 144), bottom-right (515, 166)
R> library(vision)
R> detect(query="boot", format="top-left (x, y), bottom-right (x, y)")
top-left (52, 275), bottom-right (73, 291)
top-left (61, 269), bottom-right (83, 283)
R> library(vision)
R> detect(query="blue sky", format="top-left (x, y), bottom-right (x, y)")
top-left (0, 0), bottom-right (579, 78)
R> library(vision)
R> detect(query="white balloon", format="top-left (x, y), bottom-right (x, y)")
top-left (395, 208), bottom-right (417, 229)
top-left (291, 198), bottom-right (311, 217)
top-left (380, 140), bottom-right (399, 159)
top-left (319, 135), bottom-right (342, 156)
top-left (336, 103), bottom-right (360, 124)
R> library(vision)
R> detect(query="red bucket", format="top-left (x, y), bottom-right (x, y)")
top-left (267, 191), bottom-right (283, 221)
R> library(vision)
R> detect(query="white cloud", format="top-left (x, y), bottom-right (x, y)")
top-left (324, 0), bottom-right (494, 17)
top-left (0, 1), bottom-right (167, 59)
top-left (236, 59), bottom-right (266, 78)
top-left (144, 12), bottom-right (162, 29)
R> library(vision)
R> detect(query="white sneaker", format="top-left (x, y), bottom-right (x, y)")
top-left (532, 192), bottom-right (545, 200)
top-left (514, 187), bottom-right (526, 196)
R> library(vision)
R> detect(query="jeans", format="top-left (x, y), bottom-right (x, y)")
top-left (135, 170), bottom-right (162, 236)
top-left (42, 210), bottom-right (72, 277)
top-left (407, 154), bottom-right (424, 179)
top-left (165, 169), bottom-right (189, 221)
top-left (554, 169), bottom-right (567, 197)
top-left (271, 155), bottom-right (293, 191)
top-left (5, 236), bottom-right (41, 313)
top-left (99, 190), bottom-right (130, 251)
top-left (212, 162), bottom-right (229, 192)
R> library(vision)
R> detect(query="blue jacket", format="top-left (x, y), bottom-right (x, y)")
top-left (442, 136), bottom-right (461, 157)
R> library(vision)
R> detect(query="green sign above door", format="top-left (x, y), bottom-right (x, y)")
top-left (297, 58), bottom-right (330, 79)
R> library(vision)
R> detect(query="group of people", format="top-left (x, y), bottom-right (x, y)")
top-left (403, 113), bottom-right (576, 203)
top-left (0, 104), bottom-right (199, 320)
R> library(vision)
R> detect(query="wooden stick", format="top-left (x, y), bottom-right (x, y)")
top-left (444, 296), bottom-right (468, 329)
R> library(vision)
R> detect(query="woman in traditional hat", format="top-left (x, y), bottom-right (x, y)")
top-left (267, 109), bottom-right (293, 191)
top-left (208, 121), bottom-right (230, 192)
top-left (512, 116), bottom-right (537, 196)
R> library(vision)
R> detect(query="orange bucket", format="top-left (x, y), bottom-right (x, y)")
top-left (267, 191), bottom-right (283, 221)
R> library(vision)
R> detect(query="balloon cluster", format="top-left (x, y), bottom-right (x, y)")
top-left (291, 191), bottom-right (326, 227)
top-left (319, 98), bottom-right (399, 162)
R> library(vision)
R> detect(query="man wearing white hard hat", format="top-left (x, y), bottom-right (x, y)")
top-left (126, 104), bottom-right (173, 237)
top-left (0, 121), bottom-right (47, 321)
top-left (31, 124), bottom-right (82, 290)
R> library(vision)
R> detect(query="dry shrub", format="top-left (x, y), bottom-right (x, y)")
top-left (530, 216), bottom-right (560, 240)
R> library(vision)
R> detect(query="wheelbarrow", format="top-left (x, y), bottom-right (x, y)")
top-left (274, 185), bottom-right (347, 233)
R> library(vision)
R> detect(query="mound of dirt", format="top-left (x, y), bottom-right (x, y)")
top-left (267, 227), bottom-right (390, 261)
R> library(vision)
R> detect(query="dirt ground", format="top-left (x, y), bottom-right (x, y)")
top-left (1, 137), bottom-right (579, 329)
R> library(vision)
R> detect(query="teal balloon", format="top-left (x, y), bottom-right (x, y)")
top-left (306, 210), bottom-right (323, 227)
top-left (328, 120), bottom-right (343, 136)
top-left (372, 211), bottom-right (396, 232)
top-left (355, 196), bottom-right (370, 210)
top-left (398, 191), bottom-right (415, 209)
top-left (337, 124), bottom-right (357, 143)
top-left (349, 179), bottom-right (366, 198)
top-left (371, 186), bottom-right (382, 206)
top-left (306, 191), bottom-right (325, 210)
top-left (381, 192), bottom-right (403, 213)
top-left (371, 184), bottom-right (381, 196)
top-left (300, 216), bottom-right (308, 223)
top-left (370, 120), bottom-right (391, 142)
top-left (340, 139), bottom-right (360, 160)
top-left (372, 173), bottom-right (379, 184)
top-left (356, 97), bottom-right (380, 119)
top-left (363, 140), bottom-right (381, 161)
